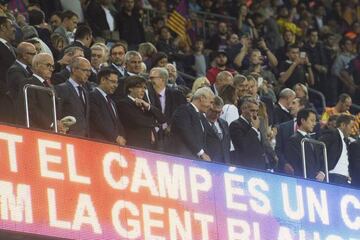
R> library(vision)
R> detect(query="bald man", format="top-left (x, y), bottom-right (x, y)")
top-left (55, 57), bottom-right (91, 137)
top-left (15, 53), bottom-right (55, 130)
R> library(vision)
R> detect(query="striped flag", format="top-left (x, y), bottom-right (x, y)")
top-left (166, 0), bottom-right (192, 45)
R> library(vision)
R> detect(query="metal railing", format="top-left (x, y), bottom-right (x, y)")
top-left (301, 138), bottom-right (329, 183)
top-left (308, 87), bottom-right (326, 114)
top-left (23, 84), bottom-right (58, 133)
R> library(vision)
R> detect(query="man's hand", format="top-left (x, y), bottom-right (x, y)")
top-left (315, 171), bottom-right (325, 181)
top-left (200, 153), bottom-right (211, 161)
top-left (284, 163), bottom-right (295, 175)
top-left (134, 98), bottom-right (150, 111)
top-left (116, 136), bottom-right (126, 146)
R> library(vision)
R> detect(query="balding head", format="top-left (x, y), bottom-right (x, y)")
top-left (17, 42), bottom-right (37, 66)
top-left (32, 53), bottom-right (54, 80)
top-left (70, 57), bottom-right (91, 85)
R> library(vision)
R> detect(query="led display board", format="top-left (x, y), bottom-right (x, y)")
top-left (0, 124), bottom-right (359, 240)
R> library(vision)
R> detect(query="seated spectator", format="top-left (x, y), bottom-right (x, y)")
top-left (166, 63), bottom-right (186, 87)
top-left (233, 74), bottom-right (249, 102)
top-left (274, 88), bottom-right (296, 125)
top-left (109, 42), bottom-right (128, 78)
top-left (63, 24), bottom-right (93, 61)
top-left (293, 83), bottom-right (318, 113)
top-left (138, 42), bottom-right (157, 70)
top-left (150, 51), bottom-right (168, 69)
top-left (192, 39), bottom-right (208, 77)
top-left (117, 75), bottom-right (166, 150)
top-left (206, 50), bottom-right (236, 85)
top-left (90, 44), bottom-right (107, 75)
top-left (203, 96), bottom-right (231, 164)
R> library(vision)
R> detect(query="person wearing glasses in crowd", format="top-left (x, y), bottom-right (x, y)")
top-left (6, 42), bottom-right (36, 122)
top-left (15, 53), bottom-right (58, 131)
top-left (55, 57), bottom-right (91, 137)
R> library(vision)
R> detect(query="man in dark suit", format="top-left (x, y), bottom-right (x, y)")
top-left (117, 75), bottom-right (166, 150)
top-left (171, 87), bottom-right (214, 160)
top-left (273, 88), bottom-right (295, 125)
top-left (62, 24), bottom-right (92, 61)
top-left (55, 57), bottom-right (91, 137)
top-left (15, 53), bottom-right (55, 130)
top-left (319, 114), bottom-right (355, 185)
top-left (204, 96), bottom-right (231, 164)
top-left (5, 42), bottom-right (36, 122)
top-left (276, 97), bottom-right (306, 174)
top-left (230, 96), bottom-right (267, 170)
top-left (89, 67), bottom-right (126, 145)
top-left (284, 108), bottom-right (324, 180)
top-left (147, 67), bottom-right (186, 151)
top-left (0, 16), bottom-right (16, 122)
top-left (349, 140), bottom-right (360, 189)
top-left (109, 43), bottom-right (128, 102)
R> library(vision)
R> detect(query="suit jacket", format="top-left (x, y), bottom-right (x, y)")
top-left (229, 117), bottom-right (266, 169)
top-left (203, 118), bottom-right (231, 164)
top-left (89, 88), bottom-right (125, 142)
top-left (318, 128), bottom-right (343, 171)
top-left (349, 140), bottom-right (360, 188)
top-left (52, 67), bottom-right (97, 88)
top-left (110, 65), bottom-right (128, 104)
top-left (170, 103), bottom-right (207, 158)
top-left (7, 61), bottom-right (32, 100)
top-left (147, 85), bottom-right (187, 124)
top-left (55, 81), bottom-right (90, 137)
top-left (273, 102), bottom-right (292, 125)
top-left (0, 41), bottom-right (16, 95)
top-left (284, 131), bottom-right (322, 179)
top-left (275, 119), bottom-right (296, 169)
top-left (15, 76), bottom-right (54, 130)
top-left (117, 96), bottom-right (166, 150)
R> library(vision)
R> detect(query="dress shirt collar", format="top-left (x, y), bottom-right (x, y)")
top-left (240, 115), bottom-right (250, 125)
top-left (0, 37), bottom-right (8, 46)
top-left (33, 74), bottom-right (46, 84)
top-left (96, 87), bottom-right (107, 99)
top-left (16, 59), bottom-right (27, 70)
top-left (297, 129), bottom-right (308, 137)
top-left (127, 95), bottom-right (136, 102)
top-left (190, 102), bottom-right (200, 113)
top-left (158, 88), bottom-right (166, 97)
top-left (68, 78), bottom-right (81, 88)
top-left (337, 128), bottom-right (345, 140)
top-left (127, 71), bottom-right (137, 76)
top-left (278, 102), bottom-right (289, 113)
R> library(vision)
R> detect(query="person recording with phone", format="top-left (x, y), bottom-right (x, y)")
top-left (278, 44), bottom-right (315, 88)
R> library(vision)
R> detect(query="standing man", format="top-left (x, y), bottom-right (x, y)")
top-left (55, 57), bottom-right (91, 137)
top-left (349, 139), bottom-right (360, 189)
top-left (284, 108), bottom-right (323, 180)
top-left (273, 88), bottom-right (296, 125)
top-left (204, 96), bottom-right (231, 164)
top-left (109, 42), bottom-right (127, 78)
top-left (319, 114), bottom-right (355, 185)
top-left (0, 16), bottom-right (16, 122)
top-left (15, 53), bottom-right (55, 130)
top-left (230, 97), bottom-right (266, 170)
top-left (54, 10), bottom-right (78, 45)
top-left (171, 87), bottom-right (214, 160)
top-left (211, 71), bottom-right (234, 96)
top-left (89, 67), bottom-right (126, 145)
top-left (147, 67), bottom-right (186, 151)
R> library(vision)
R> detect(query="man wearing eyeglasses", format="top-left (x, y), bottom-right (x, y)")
top-left (55, 57), bottom-right (91, 137)
top-left (15, 53), bottom-right (56, 130)
top-left (0, 16), bottom-right (16, 122)
top-left (203, 96), bottom-right (231, 164)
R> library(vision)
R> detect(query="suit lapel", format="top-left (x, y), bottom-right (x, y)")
top-left (66, 81), bottom-right (86, 115)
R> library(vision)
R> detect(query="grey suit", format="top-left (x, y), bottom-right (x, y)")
top-left (55, 80), bottom-right (90, 137)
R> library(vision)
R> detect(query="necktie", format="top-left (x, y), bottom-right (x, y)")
top-left (106, 95), bottom-right (117, 119)
top-left (26, 66), bottom-right (33, 75)
top-left (344, 137), bottom-right (350, 150)
top-left (77, 86), bottom-right (86, 107)
top-left (211, 122), bottom-right (223, 140)
top-left (43, 80), bottom-right (50, 88)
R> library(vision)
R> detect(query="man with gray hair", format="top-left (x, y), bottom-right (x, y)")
top-left (204, 95), bottom-right (231, 163)
top-left (15, 53), bottom-right (55, 130)
top-left (273, 88), bottom-right (296, 125)
top-left (170, 87), bottom-right (214, 160)
top-left (212, 70), bottom-right (234, 95)
top-left (148, 67), bottom-right (186, 151)
top-left (230, 96), bottom-right (267, 169)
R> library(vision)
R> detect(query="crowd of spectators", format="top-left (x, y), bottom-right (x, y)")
top-left (0, 0), bottom-right (360, 189)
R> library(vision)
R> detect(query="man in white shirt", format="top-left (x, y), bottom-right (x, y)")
top-left (320, 114), bottom-right (355, 185)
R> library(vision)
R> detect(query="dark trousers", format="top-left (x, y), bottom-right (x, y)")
top-left (329, 173), bottom-right (350, 185)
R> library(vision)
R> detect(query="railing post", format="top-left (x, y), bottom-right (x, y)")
top-left (301, 138), bottom-right (329, 183)
top-left (23, 84), bottom-right (58, 133)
